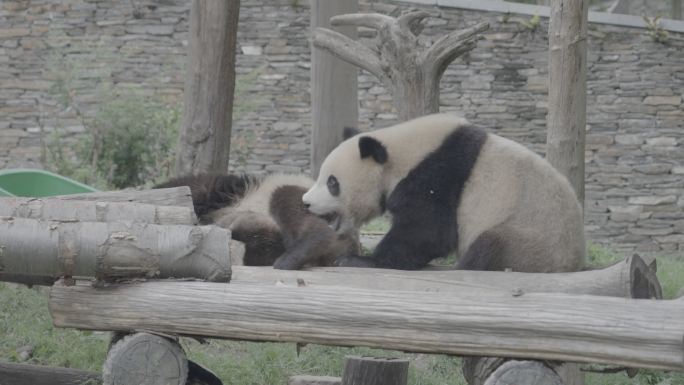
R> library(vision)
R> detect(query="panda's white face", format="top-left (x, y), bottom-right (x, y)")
top-left (303, 136), bottom-right (387, 234)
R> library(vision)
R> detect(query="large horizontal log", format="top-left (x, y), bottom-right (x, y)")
top-left (231, 254), bottom-right (661, 298)
top-left (49, 280), bottom-right (684, 371)
top-left (0, 197), bottom-right (196, 225)
top-left (0, 361), bottom-right (101, 385)
top-left (55, 186), bottom-right (193, 209)
top-left (0, 217), bottom-right (231, 285)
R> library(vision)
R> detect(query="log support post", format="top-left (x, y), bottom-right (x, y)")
top-left (341, 356), bottom-right (408, 385)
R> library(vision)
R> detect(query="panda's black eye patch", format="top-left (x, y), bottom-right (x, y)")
top-left (327, 175), bottom-right (340, 196)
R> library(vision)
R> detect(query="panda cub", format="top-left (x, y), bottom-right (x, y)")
top-left (302, 113), bottom-right (586, 272)
top-left (156, 173), bottom-right (359, 269)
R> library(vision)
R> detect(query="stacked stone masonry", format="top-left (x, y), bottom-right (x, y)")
top-left (0, 0), bottom-right (682, 254)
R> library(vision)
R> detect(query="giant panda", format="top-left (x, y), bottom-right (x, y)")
top-left (302, 113), bottom-right (586, 272)
top-left (156, 173), bottom-right (359, 269)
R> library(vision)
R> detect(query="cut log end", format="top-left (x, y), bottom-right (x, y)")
top-left (103, 332), bottom-right (188, 385)
top-left (341, 356), bottom-right (409, 385)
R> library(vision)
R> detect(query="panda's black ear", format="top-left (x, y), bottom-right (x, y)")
top-left (358, 136), bottom-right (388, 164)
top-left (343, 126), bottom-right (360, 140)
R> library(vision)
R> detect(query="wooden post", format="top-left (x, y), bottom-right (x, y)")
top-left (546, 0), bottom-right (589, 205)
top-left (311, 0), bottom-right (359, 178)
top-left (103, 333), bottom-right (188, 385)
top-left (313, 13), bottom-right (488, 121)
top-left (175, 0), bottom-right (240, 175)
top-left (673, 0), bottom-right (682, 20)
top-left (341, 356), bottom-right (408, 385)
top-left (0, 361), bottom-right (101, 385)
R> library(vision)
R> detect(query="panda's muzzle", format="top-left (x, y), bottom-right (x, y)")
top-left (319, 212), bottom-right (342, 232)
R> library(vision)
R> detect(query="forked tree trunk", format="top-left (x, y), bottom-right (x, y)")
top-left (176, 0), bottom-right (240, 175)
top-left (546, 0), bottom-right (589, 205)
top-left (313, 12), bottom-right (488, 121)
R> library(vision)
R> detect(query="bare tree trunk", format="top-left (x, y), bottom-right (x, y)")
top-left (310, 0), bottom-right (359, 178)
top-left (175, 0), bottom-right (240, 176)
top-left (547, 0), bottom-right (589, 205)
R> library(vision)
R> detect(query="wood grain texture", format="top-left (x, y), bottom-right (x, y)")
top-left (482, 361), bottom-right (562, 385)
top-left (310, 0), bottom-right (358, 178)
top-left (0, 197), bottom-right (196, 225)
top-left (0, 361), bottom-right (100, 385)
top-left (230, 254), bottom-right (661, 298)
top-left (49, 280), bottom-right (684, 371)
top-left (0, 218), bottom-right (231, 284)
top-left (289, 375), bottom-right (342, 385)
top-left (103, 333), bottom-right (187, 385)
top-left (546, 0), bottom-right (589, 204)
top-left (55, 187), bottom-right (194, 209)
top-left (341, 356), bottom-right (408, 385)
top-left (175, 0), bottom-right (240, 175)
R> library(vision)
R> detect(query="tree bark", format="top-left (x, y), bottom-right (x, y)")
top-left (55, 186), bottom-right (194, 209)
top-left (482, 360), bottom-right (562, 385)
top-left (312, 13), bottom-right (488, 121)
top-left (103, 333), bottom-right (187, 385)
top-left (0, 218), bottom-right (231, 285)
top-left (673, 0), bottom-right (682, 20)
top-left (310, 0), bottom-right (359, 178)
top-left (0, 197), bottom-right (196, 225)
top-left (341, 356), bottom-right (408, 385)
top-left (229, 254), bottom-right (661, 299)
top-left (49, 280), bottom-right (684, 371)
top-left (0, 361), bottom-right (100, 385)
top-left (546, 0), bottom-right (589, 205)
top-left (175, 0), bottom-right (240, 175)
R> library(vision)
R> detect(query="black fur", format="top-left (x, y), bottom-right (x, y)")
top-left (155, 173), bottom-right (257, 221)
top-left (359, 136), bottom-right (388, 164)
top-left (340, 126), bottom-right (488, 270)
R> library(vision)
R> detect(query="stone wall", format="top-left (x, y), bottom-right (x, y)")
top-left (1, 0), bottom-right (683, 254)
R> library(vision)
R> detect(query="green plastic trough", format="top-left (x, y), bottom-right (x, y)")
top-left (0, 169), bottom-right (98, 197)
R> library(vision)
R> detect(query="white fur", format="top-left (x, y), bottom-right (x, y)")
top-left (304, 113), bottom-right (586, 272)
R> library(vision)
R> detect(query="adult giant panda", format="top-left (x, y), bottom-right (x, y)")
top-left (302, 113), bottom-right (585, 272)
top-left (156, 173), bottom-right (359, 269)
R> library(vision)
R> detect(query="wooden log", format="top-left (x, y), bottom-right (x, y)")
top-left (341, 356), bottom-right (408, 385)
top-left (230, 254), bottom-right (662, 298)
top-left (0, 361), bottom-right (101, 385)
top-left (482, 360), bottom-right (562, 385)
top-left (310, 0), bottom-right (358, 178)
top-left (54, 186), bottom-right (194, 209)
top-left (103, 332), bottom-right (187, 385)
top-left (0, 217), bottom-right (231, 285)
top-left (0, 197), bottom-right (196, 225)
top-left (289, 375), bottom-right (342, 385)
top-left (49, 280), bottom-right (684, 371)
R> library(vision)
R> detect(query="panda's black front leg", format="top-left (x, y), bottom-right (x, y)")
top-left (369, 218), bottom-right (451, 270)
top-left (334, 254), bottom-right (378, 268)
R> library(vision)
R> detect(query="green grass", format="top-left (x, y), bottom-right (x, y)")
top-left (1, 243), bottom-right (683, 384)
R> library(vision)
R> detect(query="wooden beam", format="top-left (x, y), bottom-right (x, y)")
top-left (230, 254), bottom-right (661, 298)
top-left (55, 186), bottom-right (194, 209)
top-left (310, 0), bottom-right (359, 179)
top-left (0, 361), bottom-right (101, 385)
top-left (49, 280), bottom-right (684, 371)
top-left (0, 217), bottom-right (231, 285)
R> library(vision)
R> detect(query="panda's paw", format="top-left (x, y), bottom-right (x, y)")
top-left (334, 255), bottom-right (377, 268)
